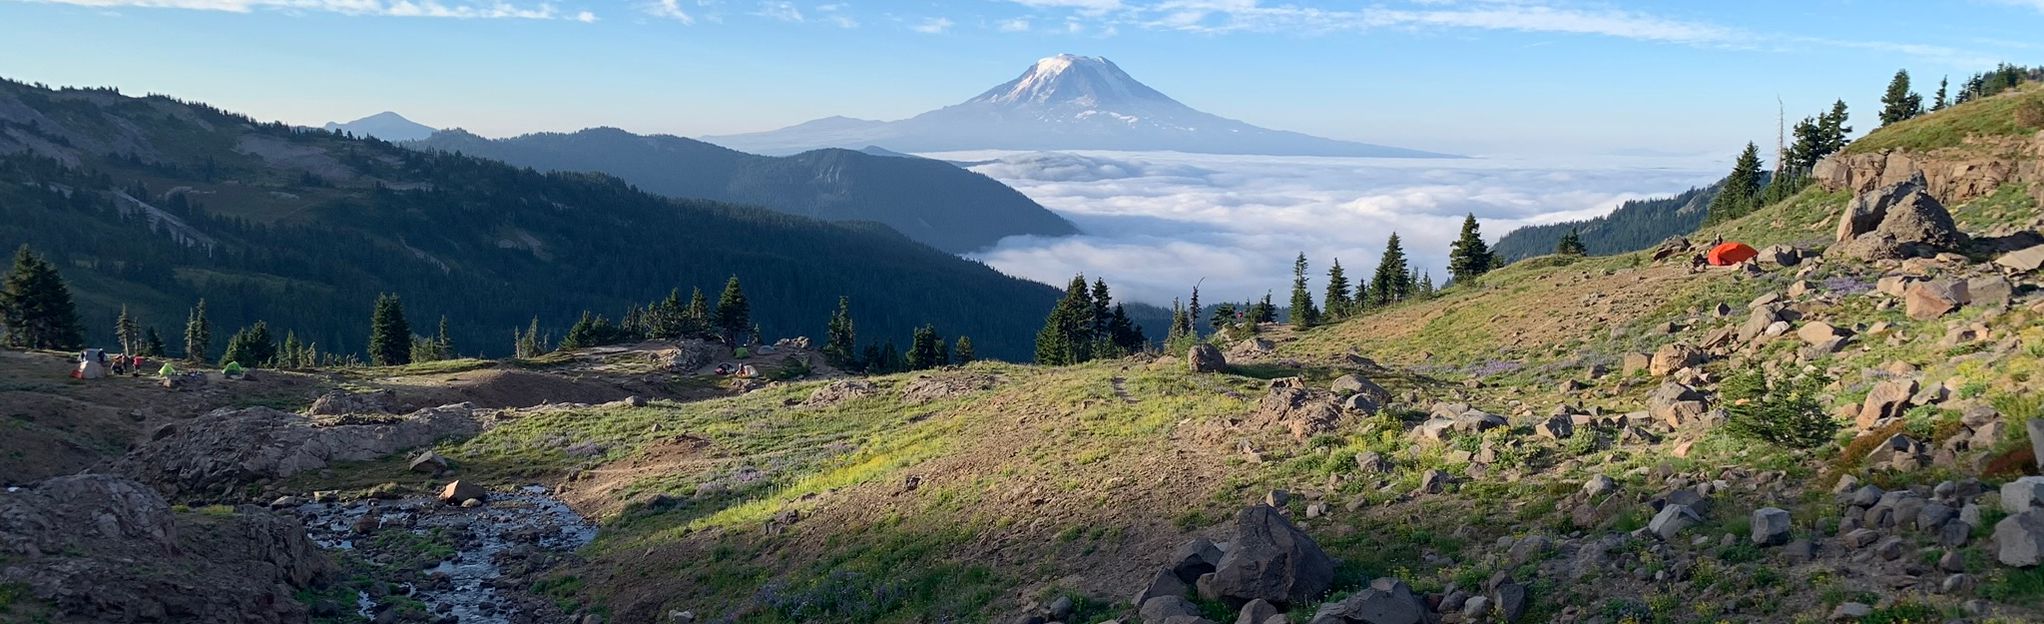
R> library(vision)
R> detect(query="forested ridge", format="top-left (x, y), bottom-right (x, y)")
top-left (0, 78), bottom-right (1065, 360)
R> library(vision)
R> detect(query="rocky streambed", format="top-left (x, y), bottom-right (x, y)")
top-left (291, 485), bottom-right (597, 624)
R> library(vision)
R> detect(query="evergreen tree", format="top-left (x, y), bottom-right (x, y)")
top-left (367, 292), bottom-right (412, 366)
top-left (1185, 284), bottom-right (1201, 333)
top-left (1209, 302), bottom-right (1238, 331)
top-left (1323, 259), bottom-right (1351, 319)
top-left (1705, 143), bottom-right (1765, 225)
top-left (142, 327), bottom-right (165, 357)
top-left (953, 336), bottom-right (975, 365)
top-left (1166, 298), bottom-right (1190, 343)
top-left (183, 299), bottom-right (211, 363)
top-left (1372, 234), bottom-right (1413, 306)
top-left (435, 315), bottom-right (453, 359)
top-left (1251, 293), bottom-right (1277, 323)
top-left (1819, 100), bottom-right (1853, 155)
top-left (279, 332), bottom-right (303, 368)
top-left (714, 275), bottom-right (750, 345)
top-left (823, 295), bottom-right (858, 369)
top-left (651, 288), bottom-right (686, 339)
top-left (1108, 304), bottom-right (1143, 354)
top-left (1034, 275), bottom-right (1094, 365)
top-left (1089, 278), bottom-right (1113, 346)
top-left (0, 245), bottom-right (85, 350)
top-left (1879, 69), bottom-right (1924, 125)
top-left (1447, 215), bottom-right (1492, 286)
top-left (877, 341), bottom-right (902, 374)
top-left (1418, 271), bottom-right (1436, 298)
top-left (1932, 76), bottom-right (1948, 111)
top-left (220, 320), bottom-right (276, 367)
top-left (1288, 253), bottom-right (1319, 328)
top-left (1555, 228), bottom-right (1587, 256)
top-left (906, 324), bottom-right (942, 371)
top-left (115, 305), bottom-right (139, 355)
top-left (684, 287), bottom-right (710, 338)
top-left (515, 316), bottom-right (545, 358)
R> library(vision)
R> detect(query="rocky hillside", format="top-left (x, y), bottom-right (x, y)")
top-left (6, 74), bottom-right (2044, 624)
top-left (411, 128), bottom-right (1079, 254)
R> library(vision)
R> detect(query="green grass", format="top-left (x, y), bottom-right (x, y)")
top-left (1846, 84), bottom-right (2044, 154)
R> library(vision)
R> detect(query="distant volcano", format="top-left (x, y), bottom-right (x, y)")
top-left (705, 54), bottom-right (1453, 158)
top-left (322, 111), bottom-right (436, 142)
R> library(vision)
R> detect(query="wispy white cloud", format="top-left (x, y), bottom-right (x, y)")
top-left (996, 17), bottom-right (1029, 31)
top-left (13, 0), bottom-right (585, 19)
top-left (751, 0), bottom-right (799, 21)
top-left (646, 0), bottom-right (693, 23)
top-left (909, 15), bottom-right (951, 33)
top-left (815, 2), bottom-right (854, 27)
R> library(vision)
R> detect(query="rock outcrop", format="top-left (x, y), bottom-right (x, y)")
top-left (1830, 173), bottom-right (1963, 261)
top-left (1207, 505), bottom-right (1337, 608)
top-left (0, 474), bottom-right (334, 622)
top-left (106, 404), bottom-right (482, 501)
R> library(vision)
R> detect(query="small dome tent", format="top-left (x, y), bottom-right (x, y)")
top-left (1706, 242), bottom-right (1759, 266)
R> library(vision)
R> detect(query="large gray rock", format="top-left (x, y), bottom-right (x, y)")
top-left (1330, 374), bottom-right (1391, 405)
top-left (1236, 599), bottom-right (1280, 624)
top-left (1141, 596), bottom-right (1203, 623)
top-left (1209, 505), bottom-right (1336, 607)
top-left (1170, 537), bottom-right (1226, 582)
top-left (1648, 343), bottom-right (1704, 377)
top-left (1306, 578), bottom-right (1430, 624)
top-left (1752, 507), bottom-right (1792, 546)
top-left (1133, 568), bottom-right (1187, 607)
top-left (1856, 379), bottom-right (1917, 429)
top-left (2004, 477), bottom-right (2044, 515)
top-left (1994, 510), bottom-right (2044, 568)
top-left (1646, 382), bottom-right (1707, 428)
top-left (1257, 386), bottom-right (1345, 440)
top-left (1648, 504), bottom-right (1700, 541)
top-left (1189, 344), bottom-right (1228, 373)
top-left (1833, 173), bottom-right (1962, 261)
top-left (1904, 279), bottom-right (1969, 320)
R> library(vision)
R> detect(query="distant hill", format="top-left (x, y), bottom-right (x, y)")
top-left (0, 78), bottom-right (1070, 361)
top-left (706, 54), bottom-right (1454, 158)
top-left (322, 111), bottom-right (436, 142)
top-left (410, 128), bottom-right (1078, 253)
top-left (1491, 183), bottom-right (1721, 262)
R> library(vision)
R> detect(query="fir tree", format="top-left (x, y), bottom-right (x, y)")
top-left (434, 315), bottom-right (453, 359)
top-left (1185, 284), bottom-right (1201, 333)
top-left (1251, 292), bottom-right (1277, 323)
top-left (1555, 228), bottom-right (1587, 256)
top-left (953, 336), bottom-right (975, 365)
top-left (220, 321), bottom-right (276, 367)
top-left (1166, 298), bottom-right (1190, 343)
top-left (713, 275), bottom-right (749, 345)
top-left (1323, 259), bottom-right (1351, 319)
top-left (142, 327), bottom-right (165, 357)
top-left (1034, 275), bottom-right (1094, 365)
top-left (0, 245), bottom-right (85, 350)
top-left (183, 299), bottom-right (211, 363)
top-left (1209, 302), bottom-right (1238, 332)
top-left (367, 292), bottom-right (412, 366)
top-left (1372, 234), bottom-right (1413, 306)
top-left (1932, 76), bottom-right (1948, 111)
top-left (823, 295), bottom-right (858, 369)
top-left (1447, 215), bottom-right (1492, 286)
top-left (1089, 278), bottom-right (1112, 347)
top-left (1705, 143), bottom-right (1765, 225)
top-left (877, 341), bottom-right (901, 374)
top-left (1878, 69), bottom-right (1924, 125)
top-left (516, 316), bottom-right (545, 358)
top-left (115, 305), bottom-right (140, 355)
top-left (906, 324), bottom-right (942, 371)
top-left (1108, 304), bottom-right (1144, 354)
top-left (651, 288), bottom-right (686, 339)
top-left (1288, 253), bottom-right (1319, 328)
top-left (1418, 271), bottom-right (1436, 298)
top-left (684, 287), bottom-right (710, 338)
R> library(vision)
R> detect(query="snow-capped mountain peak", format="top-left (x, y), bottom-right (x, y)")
top-left (967, 54), bottom-right (1174, 108)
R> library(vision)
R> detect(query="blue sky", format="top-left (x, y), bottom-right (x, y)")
top-left (2, 0), bottom-right (2039, 156)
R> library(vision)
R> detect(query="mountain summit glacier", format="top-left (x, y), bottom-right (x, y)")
top-left (705, 54), bottom-right (1452, 158)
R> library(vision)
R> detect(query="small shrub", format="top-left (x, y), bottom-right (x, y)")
top-left (1722, 369), bottom-right (1835, 449)
top-left (1859, 600), bottom-right (1941, 624)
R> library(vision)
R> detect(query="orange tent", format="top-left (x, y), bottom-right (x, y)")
top-left (1706, 242), bottom-right (1759, 266)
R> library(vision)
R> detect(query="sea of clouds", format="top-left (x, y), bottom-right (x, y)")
top-left (934, 149), bottom-right (1727, 308)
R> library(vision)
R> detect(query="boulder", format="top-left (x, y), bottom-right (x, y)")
top-left (1904, 279), bottom-right (1969, 320)
top-left (1494, 581), bottom-right (1529, 622)
top-left (1354, 452), bottom-right (1393, 474)
top-left (407, 450), bottom-right (449, 474)
top-left (1133, 568), bottom-right (1187, 607)
top-left (1257, 386), bottom-right (1345, 440)
top-left (1534, 415), bottom-right (1573, 440)
top-left (305, 389), bottom-right (399, 415)
top-left (2004, 477), bottom-right (2044, 515)
top-left (1832, 174), bottom-right (1962, 261)
top-left (438, 480), bottom-right (486, 504)
top-left (1995, 244), bottom-right (2044, 273)
top-left (1329, 374), bottom-right (1391, 406)
top-left (1619, 352), bottom-right (1651, 376)
top-left (1582, 475), bottom-right (1617, 498)
top-left (1208, 505), bottom-right (1336, 607)
top-left (1967, 275), bottom-right (2014, 310)
top-left (1229, 338), bottom-right (1275, 358)
top-left (1646, 382), bottom-right (1707, 428)
top-left (1856, 379), bottom-right (1917, 429)
top-left (1141, 596), bottom-right (1202, 623)
top-left (1647, 504), bottom-right (1699, 540)
top-left (1995, 511), bottom-right (2044, 567)
top-left (1759, 244), bottom-right (1802, 267)
top-left (1751, 507), bottom-right (1792, 546)
top-left (1648, 343), bottom-right (1704, 377)
top-left (1170, 538), bottom-right (1227, 582)
top-left (1738, 305), bottom-right (1784, 343)
top-left (1796, 321), bottom-right (1851, 346)
top-left (1306, 578), bottom-right (1430, 624)
top-left (1236, 599), bottom-right (1280, 624)
top-left (1189, 344), bottom-right (1228, 373)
